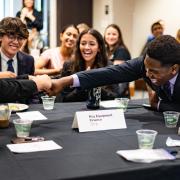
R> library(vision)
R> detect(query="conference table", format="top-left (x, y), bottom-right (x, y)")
top-left (1, 99), bottom-right (180, 180)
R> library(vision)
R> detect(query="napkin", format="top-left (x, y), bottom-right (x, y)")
top-left (166, 137), bottom-right (180, 147)
top-left (7, 140), bottom-right (62, 153)
top-left (117, 149), bottom-right (175, 163)
top-left (100, 100), bottom-right (119, 108)
top-left (16, 111), bottom-right (47, 121)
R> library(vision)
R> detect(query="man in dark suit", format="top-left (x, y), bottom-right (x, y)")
top-left (0, 17), bottom-right (34, 79)
top-left (0, 74), bottom-right (51, 103)
top-left (49, 35), bottom-right (180, 112)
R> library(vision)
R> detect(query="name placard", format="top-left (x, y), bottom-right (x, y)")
top-left (72, 109), bottom-right (127, 132)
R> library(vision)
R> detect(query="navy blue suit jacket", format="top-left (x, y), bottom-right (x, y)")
top-left (76, 56), bottom-right (180, 112)
top-left (0, 51), bottom-right (35, 77)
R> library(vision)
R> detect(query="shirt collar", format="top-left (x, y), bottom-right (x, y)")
top-left (0, 50), bottom-right (17, 62)
top-left (169, 73), bottom-right (178, 86)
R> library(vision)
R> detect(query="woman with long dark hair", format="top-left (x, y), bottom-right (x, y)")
top-left (57, 28), bottom-right (118, 102)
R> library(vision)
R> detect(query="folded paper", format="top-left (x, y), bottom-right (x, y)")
top-left (72, 109), bottom-right (126, 132)
top-left (7, 140), bottom-right (62, 153)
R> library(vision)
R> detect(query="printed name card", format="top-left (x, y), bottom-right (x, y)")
top-left (72, 109), bottom-right (127, 132)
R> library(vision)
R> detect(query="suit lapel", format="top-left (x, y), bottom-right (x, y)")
top-left (172, 72), bottom-right (180, 99)
top-left (158, 73), bottom-right (180, 101)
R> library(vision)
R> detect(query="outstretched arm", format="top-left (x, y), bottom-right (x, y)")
top-left (0, 75), bottom-right (52, 103)
top-left (47, 76), bottom-right (73, 96)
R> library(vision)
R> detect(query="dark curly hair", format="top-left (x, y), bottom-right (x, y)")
top-left (147, 35), bottom-right (180, 66)
top-left (0, 17), bottom-right (29, 39)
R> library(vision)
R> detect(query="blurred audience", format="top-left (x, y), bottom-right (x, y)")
top-left (16, 0), bottom-right (43, 32)
top-left (16, 0), bottom-right (44, 59)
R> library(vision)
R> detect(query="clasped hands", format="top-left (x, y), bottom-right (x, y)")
top-left (21, 7), bottom-right (35, 22)
top-left (30, 75), bottom-right (66, 96)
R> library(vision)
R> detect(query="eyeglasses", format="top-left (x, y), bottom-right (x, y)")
top-left (5, 34), bottom-right (25, 42)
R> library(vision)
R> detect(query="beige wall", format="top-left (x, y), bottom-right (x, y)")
top-left (93, 0), bottom-right (180, 58)
top-left (113, 0), bottom-right (134, 55)
top-left (93, 0), bottom-right (134, 53)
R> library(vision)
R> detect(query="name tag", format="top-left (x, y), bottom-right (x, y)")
top-left (72, 109), bottom-right (127, 132)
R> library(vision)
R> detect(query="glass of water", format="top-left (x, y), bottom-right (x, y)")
top-left (41, 96), bottom-right (56, 110)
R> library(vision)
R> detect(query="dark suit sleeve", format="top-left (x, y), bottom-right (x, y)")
top-left (23, 53), bottom-right (35, 75)
top-left (76, 57), bottom-right (144, 90)
top-left (0, 79), bottom-right (38, 103)
top-left (17, 51), bottom-right (35, 76)
top-left (159, 100), bottom-right (180, 112)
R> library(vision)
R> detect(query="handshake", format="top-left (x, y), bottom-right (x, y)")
top-left (30, 75), bottom-right (73, 96)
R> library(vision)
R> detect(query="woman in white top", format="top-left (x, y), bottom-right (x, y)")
top-left (35, 24), bottom-right (79, 76)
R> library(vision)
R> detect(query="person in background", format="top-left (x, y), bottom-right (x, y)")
top-left (104, 24), bottom-right (131, 97)
top-left (0, 17), bottom-right (34, 79)
top-left (20, 39), bottom-right (30, 54)
top-left (140, 21), bottom-right (164, 56)
top-left (176, 29), bottom-right (180, 43)
top-left (77, 23), bottom-right (90, 33)
top-left (56, 28), bottom-right (119, 102)
top-left (20, 28), bottom-right (44, 61)
top-left (16, 0), bottom-right (43, 58)
top-left (140, 21), bottom-right (164, 96)
top-left (104, 24), bottom-right (131, 65)
top-left (0, 74), bottom-right (51, 103)
top-left (48, 35), bottom-right (180, 112)
top-left (28, 27), bottom-right (44, 53)
top-left (147, 19), bottom-right (165, 42)
top-left (35, 24), bottom-right (79, 76)
top-left (16, 0), bottom-right (43, 32)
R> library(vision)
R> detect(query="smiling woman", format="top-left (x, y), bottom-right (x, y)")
top-left (35, 24), bottom-right (79, 76)
top-left (56, 28), bottom-right (120, 102)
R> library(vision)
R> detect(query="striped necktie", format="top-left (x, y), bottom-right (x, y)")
top-left (7, 59), bottom-right (15, 72)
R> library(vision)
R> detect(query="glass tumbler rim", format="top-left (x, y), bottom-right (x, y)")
top-left (136, 129), bottom-right (158, 135)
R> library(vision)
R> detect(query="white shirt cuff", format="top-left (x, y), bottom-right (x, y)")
top-left (71, 74), bottom-right (80, 87)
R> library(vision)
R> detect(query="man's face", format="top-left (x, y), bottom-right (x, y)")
top-left (144, 56), bottom-right (178, 86)
top-left (0, 34), bottom-right (25, 58)
top-left (152, 24), bottom-right (163, 38)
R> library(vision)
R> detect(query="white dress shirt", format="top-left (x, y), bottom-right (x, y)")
top-left (1, 51), bottom-right (18, 74)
